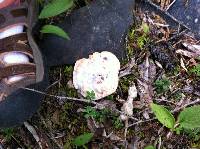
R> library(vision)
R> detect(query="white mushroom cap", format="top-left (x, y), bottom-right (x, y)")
top-left (73, 51), bottom-right (120, 100)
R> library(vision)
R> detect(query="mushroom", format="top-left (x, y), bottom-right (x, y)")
top-left (73, 51), bottom-right (120, 100)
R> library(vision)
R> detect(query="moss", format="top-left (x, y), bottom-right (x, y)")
top-left (119, 75), bottom-right (135, 94)
top-left (60, 102), bottom-right (76, 127)
top-left (136, 131), bottom-right (145, 138)
top-left (0, 128), bottom-right (15, 141)
top-left (65, 88), bottom-right (78, 98)
top-left (64, 65), bottom-right (73, 77)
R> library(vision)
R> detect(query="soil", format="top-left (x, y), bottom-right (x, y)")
top-left (1, 0), bottom-right (200, 149)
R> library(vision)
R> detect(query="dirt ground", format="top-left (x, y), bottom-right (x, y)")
top-left (1, 0), bottom-right (200, 149)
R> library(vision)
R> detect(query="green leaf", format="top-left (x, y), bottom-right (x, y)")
top-left (190, 64), bottom-right (200, 77)
top-left (144, 145), bottom-right (156, 149)
top-left (86, 90), bottom-right (96, 100)
top-left (150, 103), bottom-right (175, 129)
top-left (72, 133), bottom-right (94, 146)
top-left (178, 105), bottom-right (200, 129)
top-left (142, 22), bottom-right (150, 34)
top-left (39, 0), bottom-right (73, 19)
top-left (40, 25), bottom-right (69, 39)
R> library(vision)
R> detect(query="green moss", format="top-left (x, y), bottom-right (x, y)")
top-left (184, 128), bottom-right (200, 142)
top-left (86, 90), bottom-right (96, 100)
top-left (172, 66), bottom-right (181, 76)
top-left (126, 45), bottom-right (134, 58)
top-left (137, 34), bottom-right (149, 49)
top-left (64, 66), bottom-right (73, 76)
top-left (107, 95), bottom-right (114, 100)
top-left (129, 28), bottom-right (135, 40)
top-left (119, 75), bottom-right (135, 93)
top-left (127, 129), bottom-right (135, 136)
top-left (64, 138), bottom-right (73, 149)
top-left (189, 64), bottom-right (200, 77)
top-left (0, 128), bottom-right (15, 141)
top-left (66, 88), bottom-right (78, 97)
top-left (155, 78), bottom-right (171, 94)
top-left (136, 131), bottom-right (145, 138)
top-left (112, 118), bottom-right (123, 129)
top-left (172, 92), bottom-right (182, 101)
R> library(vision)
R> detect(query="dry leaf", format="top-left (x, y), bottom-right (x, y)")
top-left (120, 84), bottom-right (137, 121)
top-left (180, 58), bottom-right (188, 71)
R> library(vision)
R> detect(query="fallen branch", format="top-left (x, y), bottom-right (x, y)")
top-left (23, 87), bottom-right (139, 122)
top-left (23, 87), bottom-right (100, 105)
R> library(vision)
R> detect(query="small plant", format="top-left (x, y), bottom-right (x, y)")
top-left (86, 90), bottom-right (96, 100)
top-left (129, 28), bottom-right (135, 40)
top-left (39, 0), bottom-right (73, 19)
top-left (173, 92), bottom-right (183, 101)
top-left (137, 34), bottom-right (149, 49)
top-left (84, 106), bottom-right (99, 119)
top-left (190, 64), bottom-right (200, 77)
top-left (137, 22), bottom-right (150, 49)
top-left (1, 128), bottom-right (15, 141)
top-left (150, 103), bottom-right (200, 134)
top-left (64, 65), bottom-right (73, 75)
top-left (183, 128), bottom-right (200, 141)
top-left (39, 0), bottom-right (73, 39)
top-left (83, 106), bottom-right (108, 123)
top-left (151, 103), bottom-right (175, 130)
top-left (155, 78), bottom-right (171, 94)
top-left (107, 95), bottom-right (114, 100)
top-left (142, 22), bottom-right (150, 34)
top-left (40, 25), bottom-right (70, 40)
top-left (128, 22), bottom-right (150, 50)
top-left (144, 145), bottom-right (156, 149)
top-left (113, 117), bottom-right (123, 129)
top-left (72, 132), bottom-right (94, 149)
top-left (83, 106), bottom-right (123, 127)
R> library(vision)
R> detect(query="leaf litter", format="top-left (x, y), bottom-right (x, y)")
top-left (1, 0), bottom-right (200, 149)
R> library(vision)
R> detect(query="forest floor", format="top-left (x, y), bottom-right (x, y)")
top-left (1, 0), bottom-right (200, 149)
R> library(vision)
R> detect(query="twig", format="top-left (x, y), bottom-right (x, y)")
top-left (172, 98), bottom-right (200, 113)
top-left (11, 135), bottom-right (25, 149)
top-left (46, 80), bottom-right (61, 90)
top-left (24, 122), bottom-right (43, 149)
top-left (155, 98), bottom-right (176, 105)
top-left (127, 118), bottom-right (155, 128)
top-left (23, 87), bottom-right (140, 125)
top-left (144, 0), bottom-right (190, 30)
top-left (39, 115), bottom-right (63, 149)
top-left (167, 28), bottom-right (188, 42)
top-left (124, 119), bottom-right (128, 142)
top-left (59, 68), bottom-right (62, 88)
top-left (119, 58), bottom-right (136, 78)
top-left (153, 23), bottom-right (169, 27)
top-left (129, 116), bottom-right (139, 121)
top-left (157, 136), bottom-right (162, 149)
top-left (0, 143), bottom-right (4, 149)
top-left (23, 87), bottom-right (100, 105)
top-left (165, 0), bottom-right (177, 11)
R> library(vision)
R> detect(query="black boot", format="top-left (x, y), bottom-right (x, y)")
top-left (40, 0), bottom-right (135, 66)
